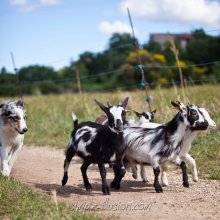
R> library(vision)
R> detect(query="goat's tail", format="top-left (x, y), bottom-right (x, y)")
top-left (71, 112), bottom-right (78, 129)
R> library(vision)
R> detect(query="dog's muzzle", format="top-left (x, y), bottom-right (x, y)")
top-left (16, 128), bottom-right (28, 135)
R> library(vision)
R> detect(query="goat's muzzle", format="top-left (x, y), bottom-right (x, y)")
top-left (115, 119), bottom-right (123, 132)
top-left (191, 121), bottom-right (209, 131)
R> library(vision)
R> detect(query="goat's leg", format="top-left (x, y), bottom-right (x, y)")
top-left (81, 161), bottom-right (92, 191)
top-left (111, 161), bottom-right (126, 190)
top-left (181, 153), bottom-right (198, 182)
top-left (180, 161), bottom-right (189, 187)
top-left (176, 157), bottom-right (189, 188)
top-left (131, 165), bottom-right (138, 179)
top-left (153, 166), bottom-right (163, 193)
top-left (140, 165), bottom-right (148, 183)
top-left (0, 146), bottom-right (9, 176)
top-left (98, 163), bottom-right (110, 195)
top-left (62, 147), bottom-right (75, 186)
top-left (160, 163), bottom-right (169, 186)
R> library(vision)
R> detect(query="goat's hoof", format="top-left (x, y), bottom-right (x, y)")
top-left (110, 182), bottom-right (120, 190)
top-left (183, 182), bottom-right (189, 188)
top-left (62, 173), bottom-right (68, 186)
top-left (156, 188), bottom-right (163, 193)
top-left (102, 187), bottom-right (110, 195)
top-left (193, 177), bottom-right (198, 182)
top-left (132, 174), bottom-right (137, 179)
top-left (86, 184), bottom-right (92, 191)
top-left (162, 181), bottom-right (169, 187)
top-left (155, 185), bottom-right (163, 193)
top-left (142, 179), bottom-right (149, 183)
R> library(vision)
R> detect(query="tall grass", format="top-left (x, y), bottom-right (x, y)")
top-left (0, 84), bottom-right (219, 179)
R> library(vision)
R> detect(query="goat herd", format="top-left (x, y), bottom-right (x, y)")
top-left (0, 98), bottom-right (217, 195)
top-left (61, 97), bottom-right (216, 195)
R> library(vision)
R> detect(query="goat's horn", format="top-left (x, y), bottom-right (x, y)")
top-left (129, 109), bottom-right (142, 118)
top-left (107, 102), bottom-right (113, 107)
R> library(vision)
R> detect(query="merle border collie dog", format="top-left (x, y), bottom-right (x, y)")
top-left (0, 100), bottom-right (28, 176)
top-left (62, 97), bottom-right (129, 195)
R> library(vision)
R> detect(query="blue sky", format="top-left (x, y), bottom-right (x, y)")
top-left (1, 0), bottom-right (220, 73)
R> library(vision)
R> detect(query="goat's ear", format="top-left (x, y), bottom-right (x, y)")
top-left (171, 101), bottom-right (181, 109)
top-left (119, 97), bottom-right (129, 108)
top-left (95, 99), bottom-right (108, 113)
top-left (171, 101), bottom-right (185, 110)
top-left (133, 110), bottom-right (141, 118)
top-left (151, 109), bottom-right (157, 114)
top-left (16, 99), bottom-right (24, 108)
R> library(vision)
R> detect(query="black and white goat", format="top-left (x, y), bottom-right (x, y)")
top-left (127, 109), bottom-right (156, 127)
top-left (130, 105), bottom-right (216, 185)
top-left (125, 109), bottom-right (157, 182)
top-left (62, 97), bottom-right (129, 195)
top-left (122, 101), bottom-right (213, 193)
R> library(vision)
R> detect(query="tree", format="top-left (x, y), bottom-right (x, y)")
top-left (18, 65), bottom-right (57, 81)
top-left (186, 30), bottom-right (220, 64)
top-left (1, 67), bottom-right (7, 74)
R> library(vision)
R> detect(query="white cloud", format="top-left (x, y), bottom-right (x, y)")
top-left (99, 20), bottom-right (138, 35)
top-left (120, 0), bottom-right (220, 27)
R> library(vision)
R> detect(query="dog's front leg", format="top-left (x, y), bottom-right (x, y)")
top-left (0, 146), bottom-right (10, 176)
top-left (8, 143), bottom-right (23, 174)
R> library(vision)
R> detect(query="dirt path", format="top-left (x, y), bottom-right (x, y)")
top-left (11, 146), bottom-right (220, 220)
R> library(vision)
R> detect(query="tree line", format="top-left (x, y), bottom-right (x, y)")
top-left (1, 29), bottom-right (220, 96)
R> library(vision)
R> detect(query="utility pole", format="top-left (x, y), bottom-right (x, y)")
top-left (71, 60), bottom-right (82, 94)
top-left (127, 8), bottom-right (152, 112)
top-left (11, 52), bottom-right (23, 100)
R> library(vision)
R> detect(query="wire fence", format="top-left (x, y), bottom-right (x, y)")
top-left (1, 76), bottom-right (219, 93)
top-left (3, 60), bottom-right (218, 86)
top-left (84, 77), bottom-right (220, 92)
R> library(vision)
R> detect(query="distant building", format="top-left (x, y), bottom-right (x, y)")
top-left (149, 33), bottom-right (193, 50)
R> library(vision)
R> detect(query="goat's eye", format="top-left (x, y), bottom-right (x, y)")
top-left (190, 110), bottom-right (198, 117)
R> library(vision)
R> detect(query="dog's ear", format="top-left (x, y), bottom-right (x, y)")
top-left (0, 104), bottom-right (16, 117)
top-left (16, 100), bottom-right (24, 108)
top-left (1, 108), bottom-right (12, 117)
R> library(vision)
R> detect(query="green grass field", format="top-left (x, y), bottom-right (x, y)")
top-left (0, 84), bottom-right (219, 219)
top-left (0, 176), bottom-right (101, 220)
